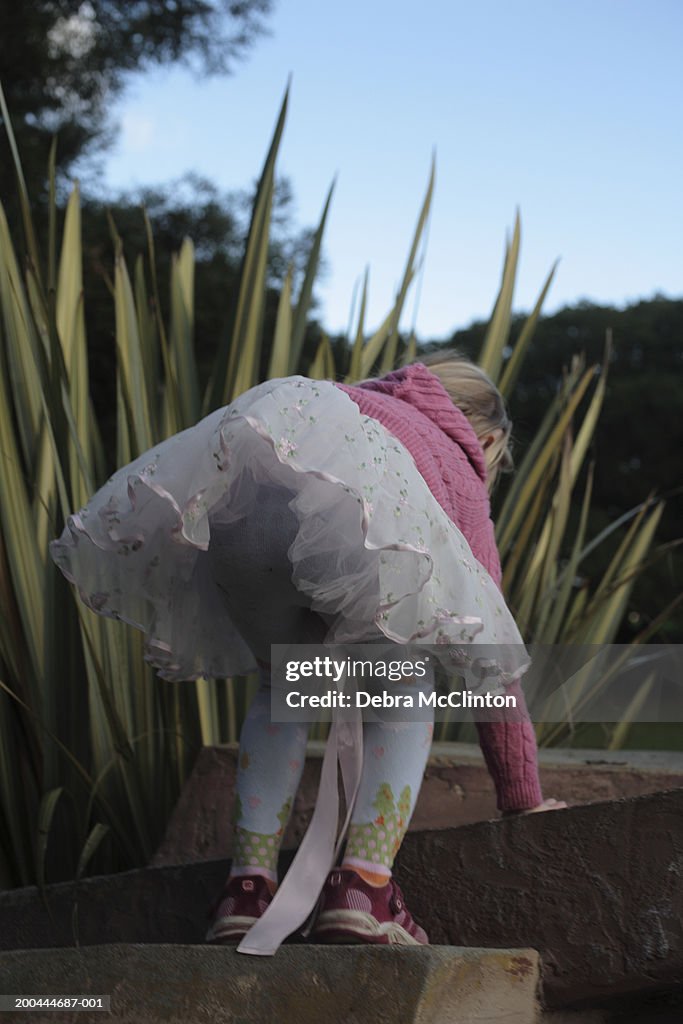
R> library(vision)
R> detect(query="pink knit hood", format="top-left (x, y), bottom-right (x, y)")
top-left (347, 363), bottom-right (488, 478)
top-left (336, 362), bottom-right (501, 586)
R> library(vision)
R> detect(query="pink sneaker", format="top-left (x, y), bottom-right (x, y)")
top-left (205, 874), bottom-right (273, 944)
top-left (311, 868), bottom-right (429, 945)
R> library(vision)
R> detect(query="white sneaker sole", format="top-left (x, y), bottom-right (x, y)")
top-left (313, 909), bottom-right (424, 945)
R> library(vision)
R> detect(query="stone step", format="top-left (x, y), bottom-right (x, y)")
top-left (151, 742), bottom-right (683, 867)
top-left (0, 943), bottom-right (541, 1024)
top-left (393, 787), bottom-right (683, 1010)
top-left (2, 790), bottom-right (682, 1015)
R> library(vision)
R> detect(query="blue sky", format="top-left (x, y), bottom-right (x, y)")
top-left (100, 0), bottom-right (683, 339)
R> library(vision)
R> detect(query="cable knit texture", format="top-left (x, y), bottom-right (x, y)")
top-left (336, 363), bottom-right (543, 812)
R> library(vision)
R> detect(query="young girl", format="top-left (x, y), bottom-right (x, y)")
top-left (49, 352), bottom-right (565, 957)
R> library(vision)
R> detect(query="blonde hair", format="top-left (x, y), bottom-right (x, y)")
top-left (419, 349), bottom-right (513, 489)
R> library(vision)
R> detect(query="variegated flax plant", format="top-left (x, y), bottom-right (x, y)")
top-left (0, 83), bottom-right (673, 890)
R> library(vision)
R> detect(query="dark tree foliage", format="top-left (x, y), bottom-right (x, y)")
top-left (423, 296), bottom-right (683, 641)
top-left (0, 0), bottom-right (274, 211)
top-left (80, 173), bottom-right (324, 456)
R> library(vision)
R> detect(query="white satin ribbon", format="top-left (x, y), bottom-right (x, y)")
top-left (236, 674), bottom-right (363, 956)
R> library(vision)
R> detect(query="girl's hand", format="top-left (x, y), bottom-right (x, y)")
top-left (501, 797), bottom-right (567, 817)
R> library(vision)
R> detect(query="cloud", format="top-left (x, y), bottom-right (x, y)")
top-left (121, 112), bottom-right (156, 153)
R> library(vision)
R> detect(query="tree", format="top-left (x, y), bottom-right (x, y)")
top-left (79, 172), bottom-right (326, 457)
top-left (428, 297), bottom-right (683, 641)
top-left (0, 0), bottom-right (275, 209)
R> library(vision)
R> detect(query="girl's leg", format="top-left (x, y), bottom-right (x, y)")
top-left (342, 667), bottom-right (435, 883)
top-left (228, 665), bottom-right (309, 892)
top-left (312, 670), bottom-right (435, 945)
top-left (342, 700), bottom-right (434, 885)
top-left (207, 485), bottom-right (327, 894)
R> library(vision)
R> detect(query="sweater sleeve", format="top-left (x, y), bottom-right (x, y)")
top-left (474, 678), bottom-right (544, 812)
top-left (472, 523), bottom-right (544, 811)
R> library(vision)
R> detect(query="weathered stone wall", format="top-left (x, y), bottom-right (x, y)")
top-left (0, 944), bottom-right (542, 1024)
top-left (151, 743), bottom-right (683, 867)
top-left (2, 789), bottom-right (681, 1014)
top-left (395, 788), bottom-right (683, 1009)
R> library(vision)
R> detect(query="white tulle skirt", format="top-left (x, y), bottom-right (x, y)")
top-left (49, 376), bottom-right (528, 683)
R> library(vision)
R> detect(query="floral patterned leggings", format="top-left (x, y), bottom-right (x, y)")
top-left (208, 485), bottom-right (436, 884)
top-left (231, 666), bottom-right (435, 883)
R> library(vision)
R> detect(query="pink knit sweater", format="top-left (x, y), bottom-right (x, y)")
top-left (336, 363), bottom-right (544, 812)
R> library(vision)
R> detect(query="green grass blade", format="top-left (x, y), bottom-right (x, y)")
top-left (267, 262), bottom-right (293, 380)
top-left (77, 619), bottom-right (154, 860)
top-left (75, 823), bottom-right (110, 882)
top-left (542, 462), bottom-right (595, 644)
top-left (580, 503), bottom-right (664, 645)
top-left (518, 431), bottom-right (573, 638)
top-left (346, 267), bottom-right (369, 382)
top-left (195, 679), bottom-right (219, 747)
top-left (289, 178), bottom-right (336, 374)
top-left (36, 787), bottom-right (63, 894)
top-left (0, 204), bottom-right (44, 465)
top-left (501, 454), bottom-right (556, 599)
top-left (56, 185), bottom-right (94, 512)
top-left (215, 84), bottom-right (289, 405)
top-left (402, 330), bottom-right (417, 367)
top-left (140, 211), bottom-right (182, 434)
top-left (582, 495), bottom-right (654, 621)
top-left (0, 675), bottom-right (140, 866)
top-left (607, 672), bottom-right (656, 751)
top-left (0, 333), bottom-right (46, 681)
top-left (497, 364), bottom-right (596, 555)
top-left (499, 258), bottom-right (558, 398)
top-left (308, 333), bottom-right (333, 379)
top-left (134, 254), bottom-right (158, 430)
top-left (379, 153), bottom-right (435, 375)
top-left (359, 269), bottom-right (416, 380)
top-left (496, 358), bottom-right (583, 548)
top-left (568, 332), bottom-right (611, 487)
top-left (170, 238), bottom-right (201, 426)
top-left (114, 240), bottom-right (155, 458)
top-left (0, 81), bottom-right (47, 314)
top-left (478, 209), bottom-right (521, 383)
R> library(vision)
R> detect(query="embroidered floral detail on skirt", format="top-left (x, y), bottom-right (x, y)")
top-left (49, 376), bottom-right (529, 685)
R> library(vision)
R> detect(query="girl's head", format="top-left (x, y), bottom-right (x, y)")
top-left (419, 350), bottom-right (513, 489)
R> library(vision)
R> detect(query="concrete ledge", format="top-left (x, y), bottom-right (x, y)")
top-left (0, 858), bottom-right (235, 951)
top-left (394, 788), bottom-right (683, 1010)
top-left (151, 743), bottom-right (683, 867)
top-left (0, 944), bottom-right (541, 1024)
top-left (540, 991), bottom-right (683, 1024)
top-left (2, 790), bottom-right (682, 1013)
